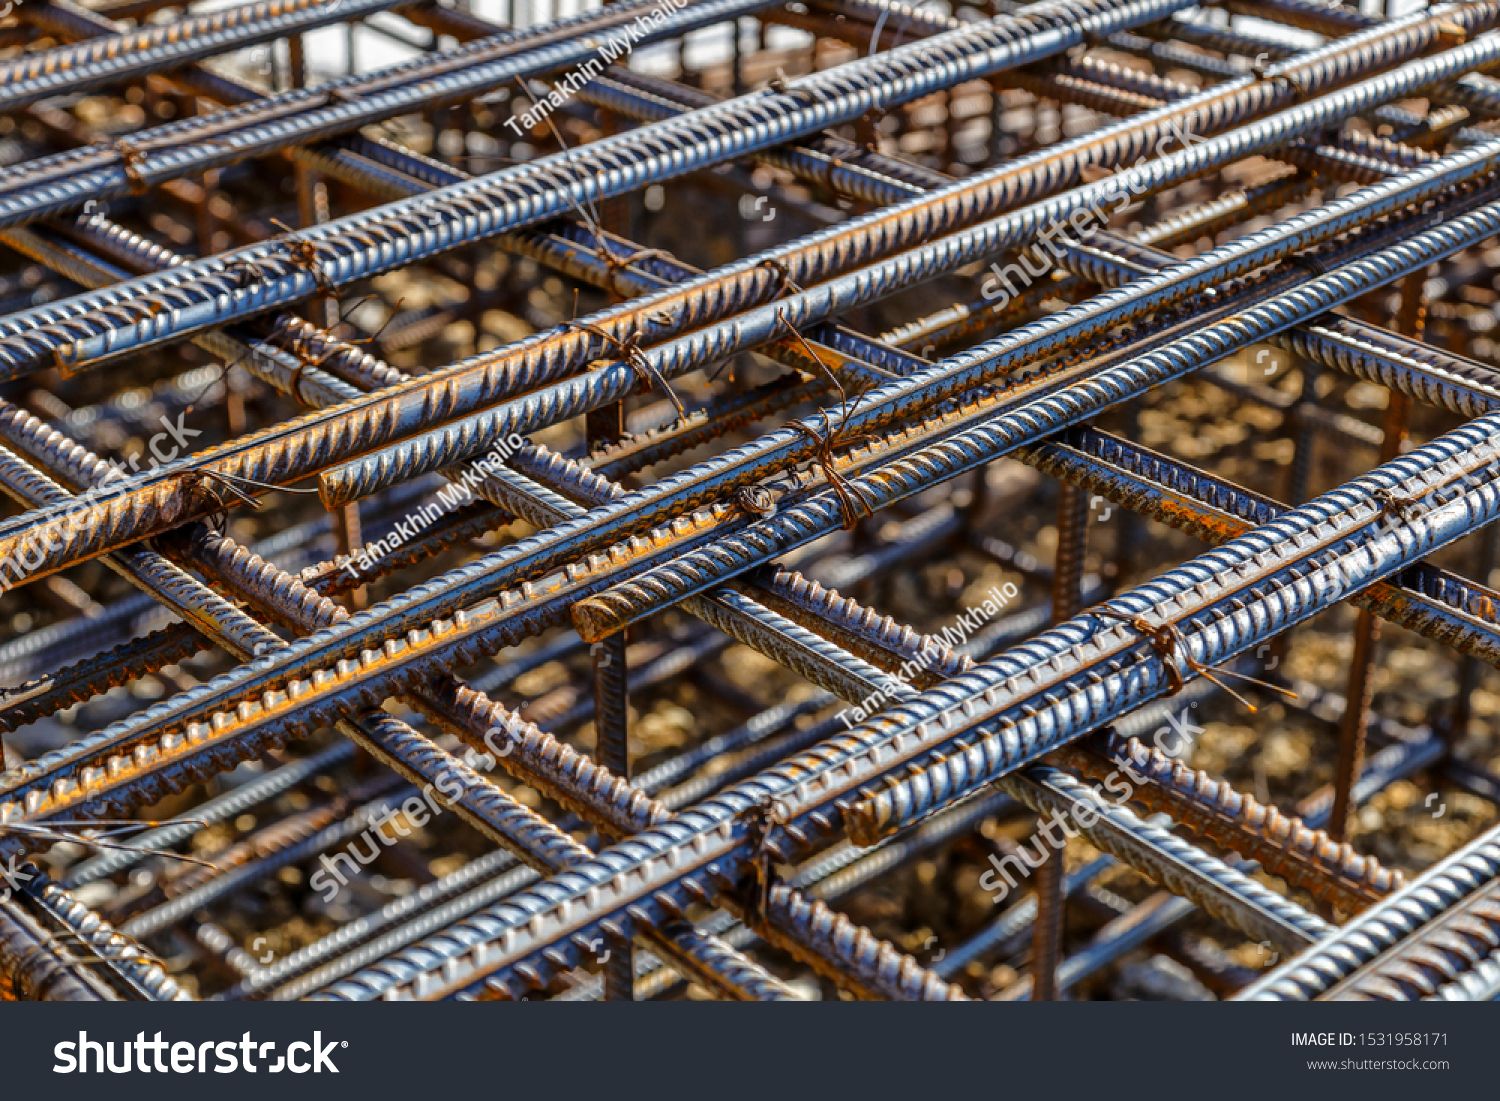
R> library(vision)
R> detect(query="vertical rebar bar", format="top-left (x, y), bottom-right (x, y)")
top-left (1329, 269), bottom-right (1425, 842)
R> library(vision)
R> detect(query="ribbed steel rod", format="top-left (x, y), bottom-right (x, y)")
top-left (5, 0), bottom-right (777, 229)
top-left (0, 123), bottom-right (1452, 768)
top-left (844, 405), bottom-right (1500, 840)
top-left (3, 0), bottom-right (404, 113)
top-left (0, 7), bottom-right (1484, 598)
top-left (1239, 822), bottom-right (1500, 1000)
top-left (565, 169), bottom-right (1500, 641)
top-left (0, 0), bottom-right (1189, 376)
top-left (340, 387), bottom-right (1500, 999)
top-left (7, 160), bottom-right (1497, 901)
top-left (326, 33), bottom-right (1500, 506)
top-left (0, 223), bottom-right (800, 1006)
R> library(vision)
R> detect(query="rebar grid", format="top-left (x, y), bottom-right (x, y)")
top-left (0, 0), bottom-right (1495, 1004)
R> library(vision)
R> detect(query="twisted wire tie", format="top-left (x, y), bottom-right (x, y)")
top-left (178, 468), bottom-right (318, 531)
top-left (790, 412), bottom-right (877, 530)
top-left (765, 298), bottom-right (878, 531)
top-left (741, 794), bottom-right (789, 922)
top-left (1243, 50), bottom-right (1308, 96)
top-left (1435, 20), bottom-right (1468, 48)
top-left (758, 256), bottom-right (801, 296)
top-left (282, 337), bottom-right (332, 406)
top-left (189, 306), bottom-right (345, 414)
top-left (760, 263), bottom-right (911, 390)
top-left (51, 343), bottom-right (83, 375)
top-left (1092, 608), bottom-right (1295, 714)
top-left (1371, 485), bottom-right (1424, 521)
top-left (563, 319), bottom-right (687, 421)
top-left (270, 219), bottom-right (339, 303)
top-left (223, 254), bottom-right (279, 290)
top-left (107, 138), bottom-right (149, 194)
top-left (178, 468), bottom-right (258, 532)
top-left (45, 931), bottom-right (164, 975)
top-left (281, 293), bottom-right (399, 402)
top-left (597, 242), bottom-right (670, 281)
top-left (1, 819), bottom-right (216, 869)
top-left (735, 484), bottom-right (777, 518)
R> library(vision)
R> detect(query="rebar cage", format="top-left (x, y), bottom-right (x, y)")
top-left (0, 0), bottom-right (1495, 1003)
